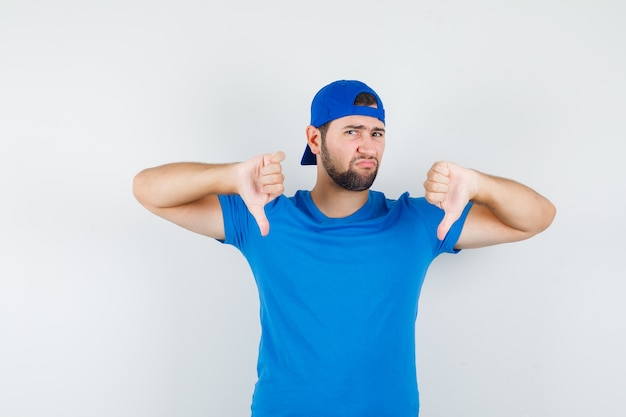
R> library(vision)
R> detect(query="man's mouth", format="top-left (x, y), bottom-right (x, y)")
top-left (353, 158), bottom-right (377, 169)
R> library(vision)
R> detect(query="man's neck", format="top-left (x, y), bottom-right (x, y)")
top-left (310, 181), bottom-right (370, 218)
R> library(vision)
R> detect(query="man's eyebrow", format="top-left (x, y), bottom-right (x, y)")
top-left (342, 124), bottom-right (386, 132)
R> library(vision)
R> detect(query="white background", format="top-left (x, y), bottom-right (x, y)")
top-left (1, 1), bottom-right (625, 416)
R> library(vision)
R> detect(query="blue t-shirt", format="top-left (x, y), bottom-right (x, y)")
top-left (218, 190), bottom-right (472, 417)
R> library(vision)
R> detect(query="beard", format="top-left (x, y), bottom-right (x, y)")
top-left (320, 139), bottom-right (379, 191)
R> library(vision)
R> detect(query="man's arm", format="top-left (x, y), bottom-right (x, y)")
top-left (423, 161), bottom-right (556, 249)
top-left (132, 152), bottom-right (286, 239)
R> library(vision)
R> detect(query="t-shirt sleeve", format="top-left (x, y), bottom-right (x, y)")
top-left (217, 194), bottom-right (254, 249)
top-left (408, 196), bottom-right (473, 255)
top-left (443, 201), bottom-right (473, 253)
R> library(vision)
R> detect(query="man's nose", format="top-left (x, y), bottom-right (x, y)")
top-left (357, 135), bottom-right (377, 156)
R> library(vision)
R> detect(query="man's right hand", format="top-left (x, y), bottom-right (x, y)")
top-left (237, 151), bottom-right (286, 236)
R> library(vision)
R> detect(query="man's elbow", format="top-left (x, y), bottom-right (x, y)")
top-left (531, 199), bottom-right (557, 236)
top-left (132, 170), bottom-right (153, 208)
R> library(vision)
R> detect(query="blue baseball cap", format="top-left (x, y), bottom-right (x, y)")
top-left (301, 80), bottom-right (385, 165)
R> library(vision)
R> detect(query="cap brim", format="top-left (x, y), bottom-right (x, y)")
top-left (300, 145), bottom-right (316, 165)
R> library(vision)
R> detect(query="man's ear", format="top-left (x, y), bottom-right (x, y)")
top-left (305, 125), bottom-right (321, 157)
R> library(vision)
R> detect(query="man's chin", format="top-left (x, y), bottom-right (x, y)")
top-left (339, 171), bottom-right (377, 191)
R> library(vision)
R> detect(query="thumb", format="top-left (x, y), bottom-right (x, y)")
top-left (249, 204), bottom-right (270, 237)
top-left (437, 210), bottom-right (458, 241)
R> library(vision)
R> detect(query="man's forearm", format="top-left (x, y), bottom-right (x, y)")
top-left (132, 162), bottom-right (240, 209)
top-left (471, 170), bottom-right (556, 235)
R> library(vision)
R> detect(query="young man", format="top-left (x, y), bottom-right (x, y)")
top-left (133, 80), bottom-right (556, 416)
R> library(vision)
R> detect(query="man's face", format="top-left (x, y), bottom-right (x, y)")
top-left (320, 115), bottom-right (386, 191)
